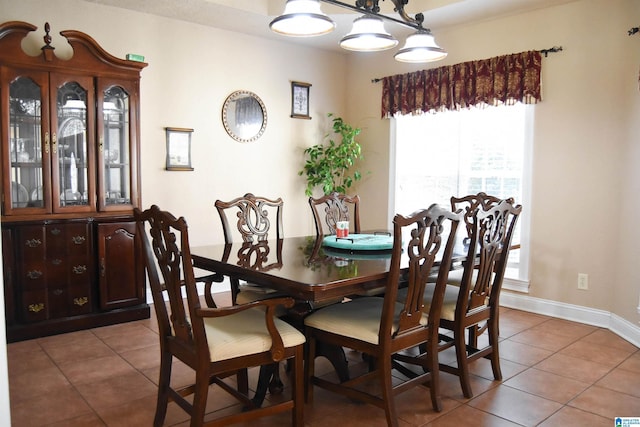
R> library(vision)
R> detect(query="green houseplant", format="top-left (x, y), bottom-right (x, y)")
top-left (299, 113), bottom-right (364, 196)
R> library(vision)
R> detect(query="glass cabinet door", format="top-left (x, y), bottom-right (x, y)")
top-left (50, 74), bottom-right (95, 213)
top-left (5, 70), bottom-right (51, 215)
top-left (97, 80), bottom-right (136, 211)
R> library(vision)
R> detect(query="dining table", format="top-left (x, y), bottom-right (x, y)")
top-left (191, 235), bottom-right (396, 305)
top-left (190, 232), bottom-right (468, 384)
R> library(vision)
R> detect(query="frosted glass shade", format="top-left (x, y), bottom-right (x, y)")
top-left (340, 15), bottom-right (398, 51)
top-left (394, 31), bottom-right (447, 63)
top-left (270, 0), bottom-right (335, 37)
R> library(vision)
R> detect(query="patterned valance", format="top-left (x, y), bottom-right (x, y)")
top-left (381, 50), bottom-right (542, 118)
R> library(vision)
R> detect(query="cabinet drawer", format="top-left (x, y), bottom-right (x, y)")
top-left (20, 290), bottom-right (48, 323)
top-left (69, 284), bottom-right (93, 315)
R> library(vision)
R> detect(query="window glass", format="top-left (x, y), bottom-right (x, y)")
top-left (393, 103), bottom-right (532, 282)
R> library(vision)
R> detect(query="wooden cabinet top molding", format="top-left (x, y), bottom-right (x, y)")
top-left (0, 21), bottom-right (148, 76)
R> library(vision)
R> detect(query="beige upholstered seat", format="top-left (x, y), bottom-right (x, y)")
top-left (135, 205), bottom-right (305, 426)
top-left (304, 204), bottom-right (463, 427)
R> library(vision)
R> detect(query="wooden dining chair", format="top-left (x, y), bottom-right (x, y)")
top-left (214, 193), bottom-right (288, 401)
top-left (213, 193), bottom-right (284, 305)
top-left (421, 199), bottom-right (522, 398)
top-left (444, 192), bottom-right (516, 286)
top-left (304, 204), bottom-right (463, 426)
top-left (308, 192), bottom-right (360, 237)
top-left (135, 205), bottom-right (305, 427)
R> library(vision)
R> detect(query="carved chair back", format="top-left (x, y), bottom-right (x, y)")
top-left (215, 193), bottom-right (284, 243)
top-left (308, 192), bottom-right (360, 237)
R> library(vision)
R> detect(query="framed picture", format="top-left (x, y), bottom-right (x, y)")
top-left (291, 81), bottom-right (311, 119)
top-left (165, 127), bottom-right (194, 171)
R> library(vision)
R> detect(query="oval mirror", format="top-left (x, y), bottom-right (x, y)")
top-left (222, 90), bottom-right (267, 143)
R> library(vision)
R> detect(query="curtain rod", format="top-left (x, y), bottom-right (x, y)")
top-left (629, 27), bottom-right (640, 36)
top-left (371, 46), bottom-right (563, 83)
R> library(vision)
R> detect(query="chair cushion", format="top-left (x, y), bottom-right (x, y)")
top-left (304, 297), bottom-right (428, 345)
top-left (397, 283), bottom-right (460, 322)
top-left (203, 308), bottom-right (305, 362)
top-left (236, 284), bottom-right (288, 317)
top-left (427, 267), bottom-right (467, 287)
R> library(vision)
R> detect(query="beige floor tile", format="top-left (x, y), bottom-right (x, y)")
top-left (568, 385), bottom-right (640, 419)
top-left (508, 328), bottom-right (580, 352)
top-left (529, 318), bottom-right (597, 339)
top-left (10, 385), bottom-right (94, 426)
top-left (498, 339), bottom-right (554, 366)
top-left (579, 329), bottom-right (639, 352)
top-left (559, 339), bottom-right (634, 368)
top-left (9, 365), bottom-right (71, 403)
top-left (503, 367), bottom-right (590, 403)
top-left (423, 404), bottom-right (521, 426)
top-left (7, 346), bottom-right (57, 377)
top-left (467, 385), bottom-right (563, 426)
top-left (537, 405), bottom-right (610, 427)
top-left (595, 367), bottom-right (640, 398)
top-left (534, 353), bottom-right (612, 384)
top-left (58, 354), bottom-right (137, 385)
top-left (75, 370), bottom-right (157, 412)
top-left (618, 351), bottom-right (640, 374)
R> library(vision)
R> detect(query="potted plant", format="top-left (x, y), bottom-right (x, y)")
top-left (299, 113), bottom-right (364, 196)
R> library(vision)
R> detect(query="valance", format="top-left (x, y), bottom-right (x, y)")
top-left (381, 50), bottom-right (542, 118)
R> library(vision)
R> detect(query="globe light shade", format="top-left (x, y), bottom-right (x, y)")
top-left (270, 0), bottom-right (336, 37)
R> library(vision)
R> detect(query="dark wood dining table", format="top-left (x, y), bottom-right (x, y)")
top-left (191, 235), bottom-right (397, 306)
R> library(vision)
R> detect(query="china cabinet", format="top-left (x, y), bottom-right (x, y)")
top-left (0, 21), bottom-right (149, 341)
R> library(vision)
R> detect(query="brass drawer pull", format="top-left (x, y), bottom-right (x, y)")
top-left (72, 265), bottom-right (87, 275)
top-left (53, 289), bottom-right (63, 296)
top-left (73, 297), bottom-right (88, 306)
top-left (72, 235), bottom-right (86, 245)
top-left (26, 270), bottom-right (43, 279)
top-left (51, 259), bottom-right (62, 265)
top-left (50, 228), bottom-right (61, 235)
top-left (25, 238), bottom-right (42, 248)
top-left (28, 303), bottom-right (44, 313)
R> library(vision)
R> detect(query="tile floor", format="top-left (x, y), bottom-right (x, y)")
top-left (7, 292), bottom-right (640, 426)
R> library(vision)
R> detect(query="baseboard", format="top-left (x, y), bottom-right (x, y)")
top-left (501, 291), bottom-right (640, 348)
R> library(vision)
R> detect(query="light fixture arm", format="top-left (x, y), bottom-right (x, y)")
top-left (320, 0), bottom-right (427, 32)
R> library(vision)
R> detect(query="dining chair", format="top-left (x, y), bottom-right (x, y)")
top-left (308, 192), bottom-right (360, 237)
top-left (444, 192), bottom-right (516, 286)
top-left (304, 204), bottom-right (463, 426)
top-left (214, 193), bottom-right (288, 401)
top-left (420, 199), bottom-right (522, 398)
top-left (214, 193), bottom-right (284, 305)
top-left (135, 205), bottom-right (305, 427)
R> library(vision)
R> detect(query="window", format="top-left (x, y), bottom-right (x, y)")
top-left (392, 103), bottom-right (532, 288)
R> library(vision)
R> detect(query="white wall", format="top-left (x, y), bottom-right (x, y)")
top-left (345, 0), bottom-right (640, 325)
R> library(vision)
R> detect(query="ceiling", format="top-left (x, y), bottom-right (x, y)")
top-left (82, 0), bottom-right (577, 53)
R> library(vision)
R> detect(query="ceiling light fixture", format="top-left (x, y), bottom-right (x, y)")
top-left (270, 0), bottom-right (336, 37)
top-left (270, 0), bottom-right (447, 62)
top-left (340, 15), bottom-right (397, 51)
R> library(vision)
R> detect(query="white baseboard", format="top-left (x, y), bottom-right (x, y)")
top-left (501, 291), bottom-right (640, 348)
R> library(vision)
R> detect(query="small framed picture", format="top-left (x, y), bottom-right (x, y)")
top-left (165, 127), bottom-right (194, 171)
top-left (291, 81), bottom-right (311, 120)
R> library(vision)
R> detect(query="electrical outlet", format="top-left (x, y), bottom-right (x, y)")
top-left (577, 273), bottom-right (589, 290)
